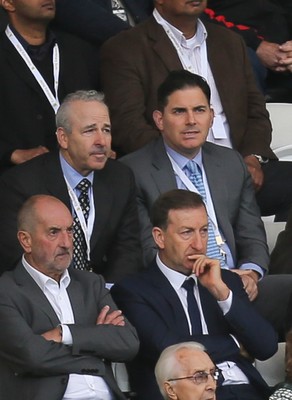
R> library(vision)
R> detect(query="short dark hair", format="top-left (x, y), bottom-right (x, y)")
top-left (157, 70), bottom-right (211, 111)
top-left (151, 189), bottom-right (205, 230)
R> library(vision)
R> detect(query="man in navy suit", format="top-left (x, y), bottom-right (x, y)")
top-left (111, 189), bottom-right (278, 400)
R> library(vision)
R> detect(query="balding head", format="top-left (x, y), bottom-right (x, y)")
top-left (17, 195), bottom-right (73, 281)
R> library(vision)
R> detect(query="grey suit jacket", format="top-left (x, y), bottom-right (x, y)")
top-left (120, 138), bottom-right (269, 271)
top-left (0, 262), bottom-right (139, 400)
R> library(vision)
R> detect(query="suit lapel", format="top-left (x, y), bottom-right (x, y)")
top-left (146, 264), bottom-right (191, 334)
top-left (43, 152), bottom-right (72, 209)
top-left (146, 17), bottom-right (182, 72)
top-left (151, 138), bottom-right (178, 193)
top-left (205, 22), bottom-right (234, 119)
top-left (90, 169), bottom-right (113, 249)
top-left (202, 145), bottom-right (231, 239)
top-left (13, 262), bottom-right (60, 327)
top-left (202, 144), bottom-right (237, 261)
top-left (67, 276), bottom-right (87, 324)
top-left (1, 33), bottom-right (53, 102)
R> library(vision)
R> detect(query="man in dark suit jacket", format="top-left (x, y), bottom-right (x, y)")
top-left (100, 0), bottom-right (292, 220)
top-left (0, 90), bottom-right (142, 282)
top-left (0, 0), bottom-right (99, 172)
top-left (0, 194), bottom-right (139, 400)
top-left (111, 189), bottom-right (278, 400)
top-left (55, 0), bottom-right (153, 45)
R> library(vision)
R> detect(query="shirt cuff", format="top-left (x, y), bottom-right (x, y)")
top-left (60, 324), bottom-right (73, 345)
top-left (239, 263), bottom-right (264, 279)
top-left (218, 290), bottom-right (233, 315)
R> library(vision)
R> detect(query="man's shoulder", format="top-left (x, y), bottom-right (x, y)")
top-left (120, 139), bottom-right (160, 167)
top-left (69, 268), bottom-right (106, 289)
top-left (93, 158), bottom-right (137, 199)
top-left (97, 158), bottom-right (134, 180)
top-left (203, 142), bottom-right (244, 164)
top-left (112, 262), bottom-right (165, 295)
top-left (0, 152), bottom-right (59, 184)
top-left (101, 16), bottom-right (158, 48)
top-left (204, 20), bottom-right (245, 43)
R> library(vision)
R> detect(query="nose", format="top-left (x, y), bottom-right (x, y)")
top-left (94, 129), bottom-right (107, 146)
top-left (186, 110), bottom-right (196, 125)
top-left (206, 373), bottom-right (217, 391)
top-left (190, 233), bottom-right (204, 251)
top-left (60, 231), bottom-right (73, 249)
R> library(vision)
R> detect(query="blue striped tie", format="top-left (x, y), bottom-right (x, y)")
top-left (186, 160), bottom-right (225, 266)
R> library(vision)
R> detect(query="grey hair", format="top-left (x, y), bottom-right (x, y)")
top-left (56, 90), bottom-right (106, 133)
top-left (155, 342), bottom-right (206, 399)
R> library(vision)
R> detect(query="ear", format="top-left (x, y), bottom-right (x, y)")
top-left (56, 127), bottom-right (69, 150)
top-left (1, 0), bottom-right (15, 12)
top-left (164, 382), bottom-right (178, 400)
top-left (152, 227), bottom-right (165, 250)
top-left (17, 231), bottom-right (32, 254)
top-left (153, 110), bottom-right (164, 132)
top-left (209, 107), bottom-right (214, 128)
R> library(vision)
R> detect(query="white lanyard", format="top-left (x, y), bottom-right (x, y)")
top-left (5, 25), bottom-right (60, 113)
top-left (167, 153), bottom-right (224, 244)
top-left (65, 178), bottom-right (93, 261)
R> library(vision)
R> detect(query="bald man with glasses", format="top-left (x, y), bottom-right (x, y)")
top-left (155, 342), bottom-right (219, 400)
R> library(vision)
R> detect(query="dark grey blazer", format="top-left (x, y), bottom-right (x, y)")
top-left (0, 262), bottom-right (139, 400)
top-left (120, 137), bottom-right (269, 271)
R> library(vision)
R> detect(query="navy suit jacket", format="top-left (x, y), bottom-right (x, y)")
top-left (111, 262), bottom-right (277, 399)
top-left (0, 151), bottom-right (142, 282)
top-left (55, 0), bottom-right (153, 45)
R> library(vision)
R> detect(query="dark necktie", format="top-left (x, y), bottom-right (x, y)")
top-left (73, 178), bottom-right (91, 270)
top-left (186, 160), bottom-right (225, 266)
top-left (182, 278), bottom-right (203, 335)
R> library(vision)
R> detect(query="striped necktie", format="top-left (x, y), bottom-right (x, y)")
top-left (186, 160), bottom-right (225, 266)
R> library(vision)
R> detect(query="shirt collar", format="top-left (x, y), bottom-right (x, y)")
top-left (153, 9), bottom-right (207, 48)
top-left (22, 254), bottom-right (71, 292)
top-left (8, 24), bottom-right (56, 60)
top-left (156, 253), bottom-right (197, 291)
top-left (164, 141), bottom-right (203, 170)
top-left (59, 152), bottom-right (94, 190)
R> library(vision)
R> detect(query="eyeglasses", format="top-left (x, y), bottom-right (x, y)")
top-left (167, 368), bottom-right (222, 385)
